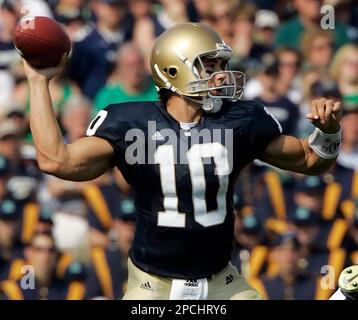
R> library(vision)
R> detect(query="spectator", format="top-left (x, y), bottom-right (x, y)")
top-left (232, 212), bottom-right (270, 280)
top-left (337, 103), bottom-right (358, 170)
top-left (53, 0), bottom-right (93, 42)
top-left (327, 162), bottom-right (358, 204)
top-left (332, 0), bottom-right (358, 42)
top-left (274, 0), bottom-right (349, 50)
top-left (0, 1), bottom-right (18, 112)
top-left (0, 198), bottom-right (24, 282)
top-left (254, 61), bottom-right (300, 136)
top-left (85, 201), bottom-right (136, 299)
top-left (18, 0), bottom-right (54, 18)
top-left (61, 95), bottom-right (93, 142)
top-left (37, 96), bottom-right (92, 216)
top-left (301, 27), bottom-right (334, 72)
top-left (2, 105), bottom-right (28, 140)
top-left (254, 9), bottom-right (280, 50)
top-left (209, 0), bottom-right (238, 45)
top-left (0, 119), bottom-right (40, 203)
top-left (0, 157), bottom-right (24, 280)
top-left (0, 152), bottom-right (43, 247)
top-left (129, 0), bottom-right (165, 36)
top-left (129, 0), bottom-right (165, 71)
top-left (250, 232), bottom-right (319, 300)
top-left (0, 71), bottom-right (14, 113)
top-left (253, 169), bottom-right (298, 228)
top-left (188, 0), bottom-right (214, 23)
top-left (297, 78), bottom-right (341, 139)
top-left (291, 206), bottom-right (338, 271)
top-left (69, 0), bottom-right (131, 99)
top-left (230, 2), bottom-right (272, 74)
top-left (94, 43), bottom-right (157, 112)
top-left (275, 47), bottom-right (302, 104)
top-left (84, 171), bottom-right (125, 248)
top-left (342, 203), bottom-right (358, 265)
top-left (0, 232), bottom-right (86, 300)
top-left (53, 0), bottom-right (92, 24)
top-left (330, 44), bottom-right (358, 105)
top-left (290, 205), bottom-right (346, 299)
top-left (0, 1), bottom-right (19, 70)
top-left (156, 0), bottom-right (189, 30)
top-left (85, 243), bottom-right (128, 300)
top-left (293, 176), bottom-right (327, 221)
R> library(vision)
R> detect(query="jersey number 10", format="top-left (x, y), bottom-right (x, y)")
top-left (154, 143), bottom-right (229, 228)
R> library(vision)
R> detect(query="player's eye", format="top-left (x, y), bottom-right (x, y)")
top-left (205, 68), bottom-right (214, 75)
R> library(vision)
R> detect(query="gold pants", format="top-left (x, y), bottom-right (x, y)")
top-left (123, 258), bottom-right (262, 300)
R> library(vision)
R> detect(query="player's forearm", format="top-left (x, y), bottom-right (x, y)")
top-left (28, 79), bottom-right (69, 174)
top-left (298, 138), bottom-right (337, 175)
top-left (261, 135), bottom-right (337, 175)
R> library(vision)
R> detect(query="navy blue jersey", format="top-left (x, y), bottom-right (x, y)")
top-left (69, 26), bottom-right (130, 98)
top-left (0, 41), bottom-right (17, 70)
top-left (256, 273), bottom-right (318, 300)
top-left (87, 100), bottom-right (282, 279)
top-left (85, 247), bottom-right (127, 299)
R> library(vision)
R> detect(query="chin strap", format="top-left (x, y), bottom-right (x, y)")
top-left (201, 97), bottom-right (223, 113)
top-left (184, 95), bottom-right (224, 113)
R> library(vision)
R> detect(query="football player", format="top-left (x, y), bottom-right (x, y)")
top-left (22, 23), bottom-right (342, 300)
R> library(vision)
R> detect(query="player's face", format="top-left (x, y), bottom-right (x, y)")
top-left (26, 235), bottom-right (57, 277)
top-left (199, 58), bottom-right (229, 95)
top-left (294, 192), bottom-right (323, 214)
top-left (294, 225), bottom-right (318, 246)
top-left (0, 219), bottom-right (18, 249)
top-left (0, 135), bottom-right (20, 160)
top-left (341, 112), bottom-right (358, 145)
top-left (272, 242), bottom-right (298, 274)
top-left (96, 2), bottom-right (124, 27)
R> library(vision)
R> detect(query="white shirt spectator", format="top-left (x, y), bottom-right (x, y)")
top-left (0, 70), bottom-right (14, 113)
top-left (19, 0), bottom-right (53, 19)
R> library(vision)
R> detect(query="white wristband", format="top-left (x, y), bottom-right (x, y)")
top-left (308, 126), bottom-right (342, 159)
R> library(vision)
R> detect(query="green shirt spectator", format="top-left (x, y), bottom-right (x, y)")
top-left (94, 79), bottom-right (158, 112)
top-left (94, 42), bottom-right (159, 113)
top-left (274, 16), bottom-right (349, 51)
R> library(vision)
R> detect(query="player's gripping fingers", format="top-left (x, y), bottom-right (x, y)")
top-left (324, 99), bottom-right (334, 123)
top-left (306, 99), bottom-right (320, 122)
top-left (332, 101), bottom-right (342, 122)
top-left (23, 53), bottom-right (67, 82)
top-left (317, 98), bottom-right (327, 124)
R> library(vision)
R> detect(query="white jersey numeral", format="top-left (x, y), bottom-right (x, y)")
top-left (155, 143), bottom-right (229, 228)
top-left (154, 145), bottom-right (186, 227)
top-left (86, 110), bottom-right (108, 136)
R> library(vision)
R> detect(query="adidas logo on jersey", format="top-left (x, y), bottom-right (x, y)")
top-left (140, 281), bottom-right (153, 291)
top-left (151, 131), bottom-right (165, 141)
top-left (184, 280), bottom-right (199, 287)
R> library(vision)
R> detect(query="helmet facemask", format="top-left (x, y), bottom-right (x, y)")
top-left (183, 45), bottom-right (245, 113)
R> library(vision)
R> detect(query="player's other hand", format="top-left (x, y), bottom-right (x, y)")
top-left (22, 53), bottom-right (67, 83)
top-left (306, 98), bottom-right (342, 134)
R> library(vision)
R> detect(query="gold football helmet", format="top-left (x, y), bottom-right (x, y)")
top-left (150, 23), bottom-right (245, 112)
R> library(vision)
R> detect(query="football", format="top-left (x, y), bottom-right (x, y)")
top-left (13, 16), bottom-right (71, 69)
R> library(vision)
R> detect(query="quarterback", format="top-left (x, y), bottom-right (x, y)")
top-left (23, 23), bottom-right (342, 300)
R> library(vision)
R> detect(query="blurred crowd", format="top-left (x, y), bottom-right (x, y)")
top-left (0, 0), bottom-right (358, 300)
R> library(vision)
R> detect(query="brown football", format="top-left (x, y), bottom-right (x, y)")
top-left (13, 16), bottom-right (71, 69)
